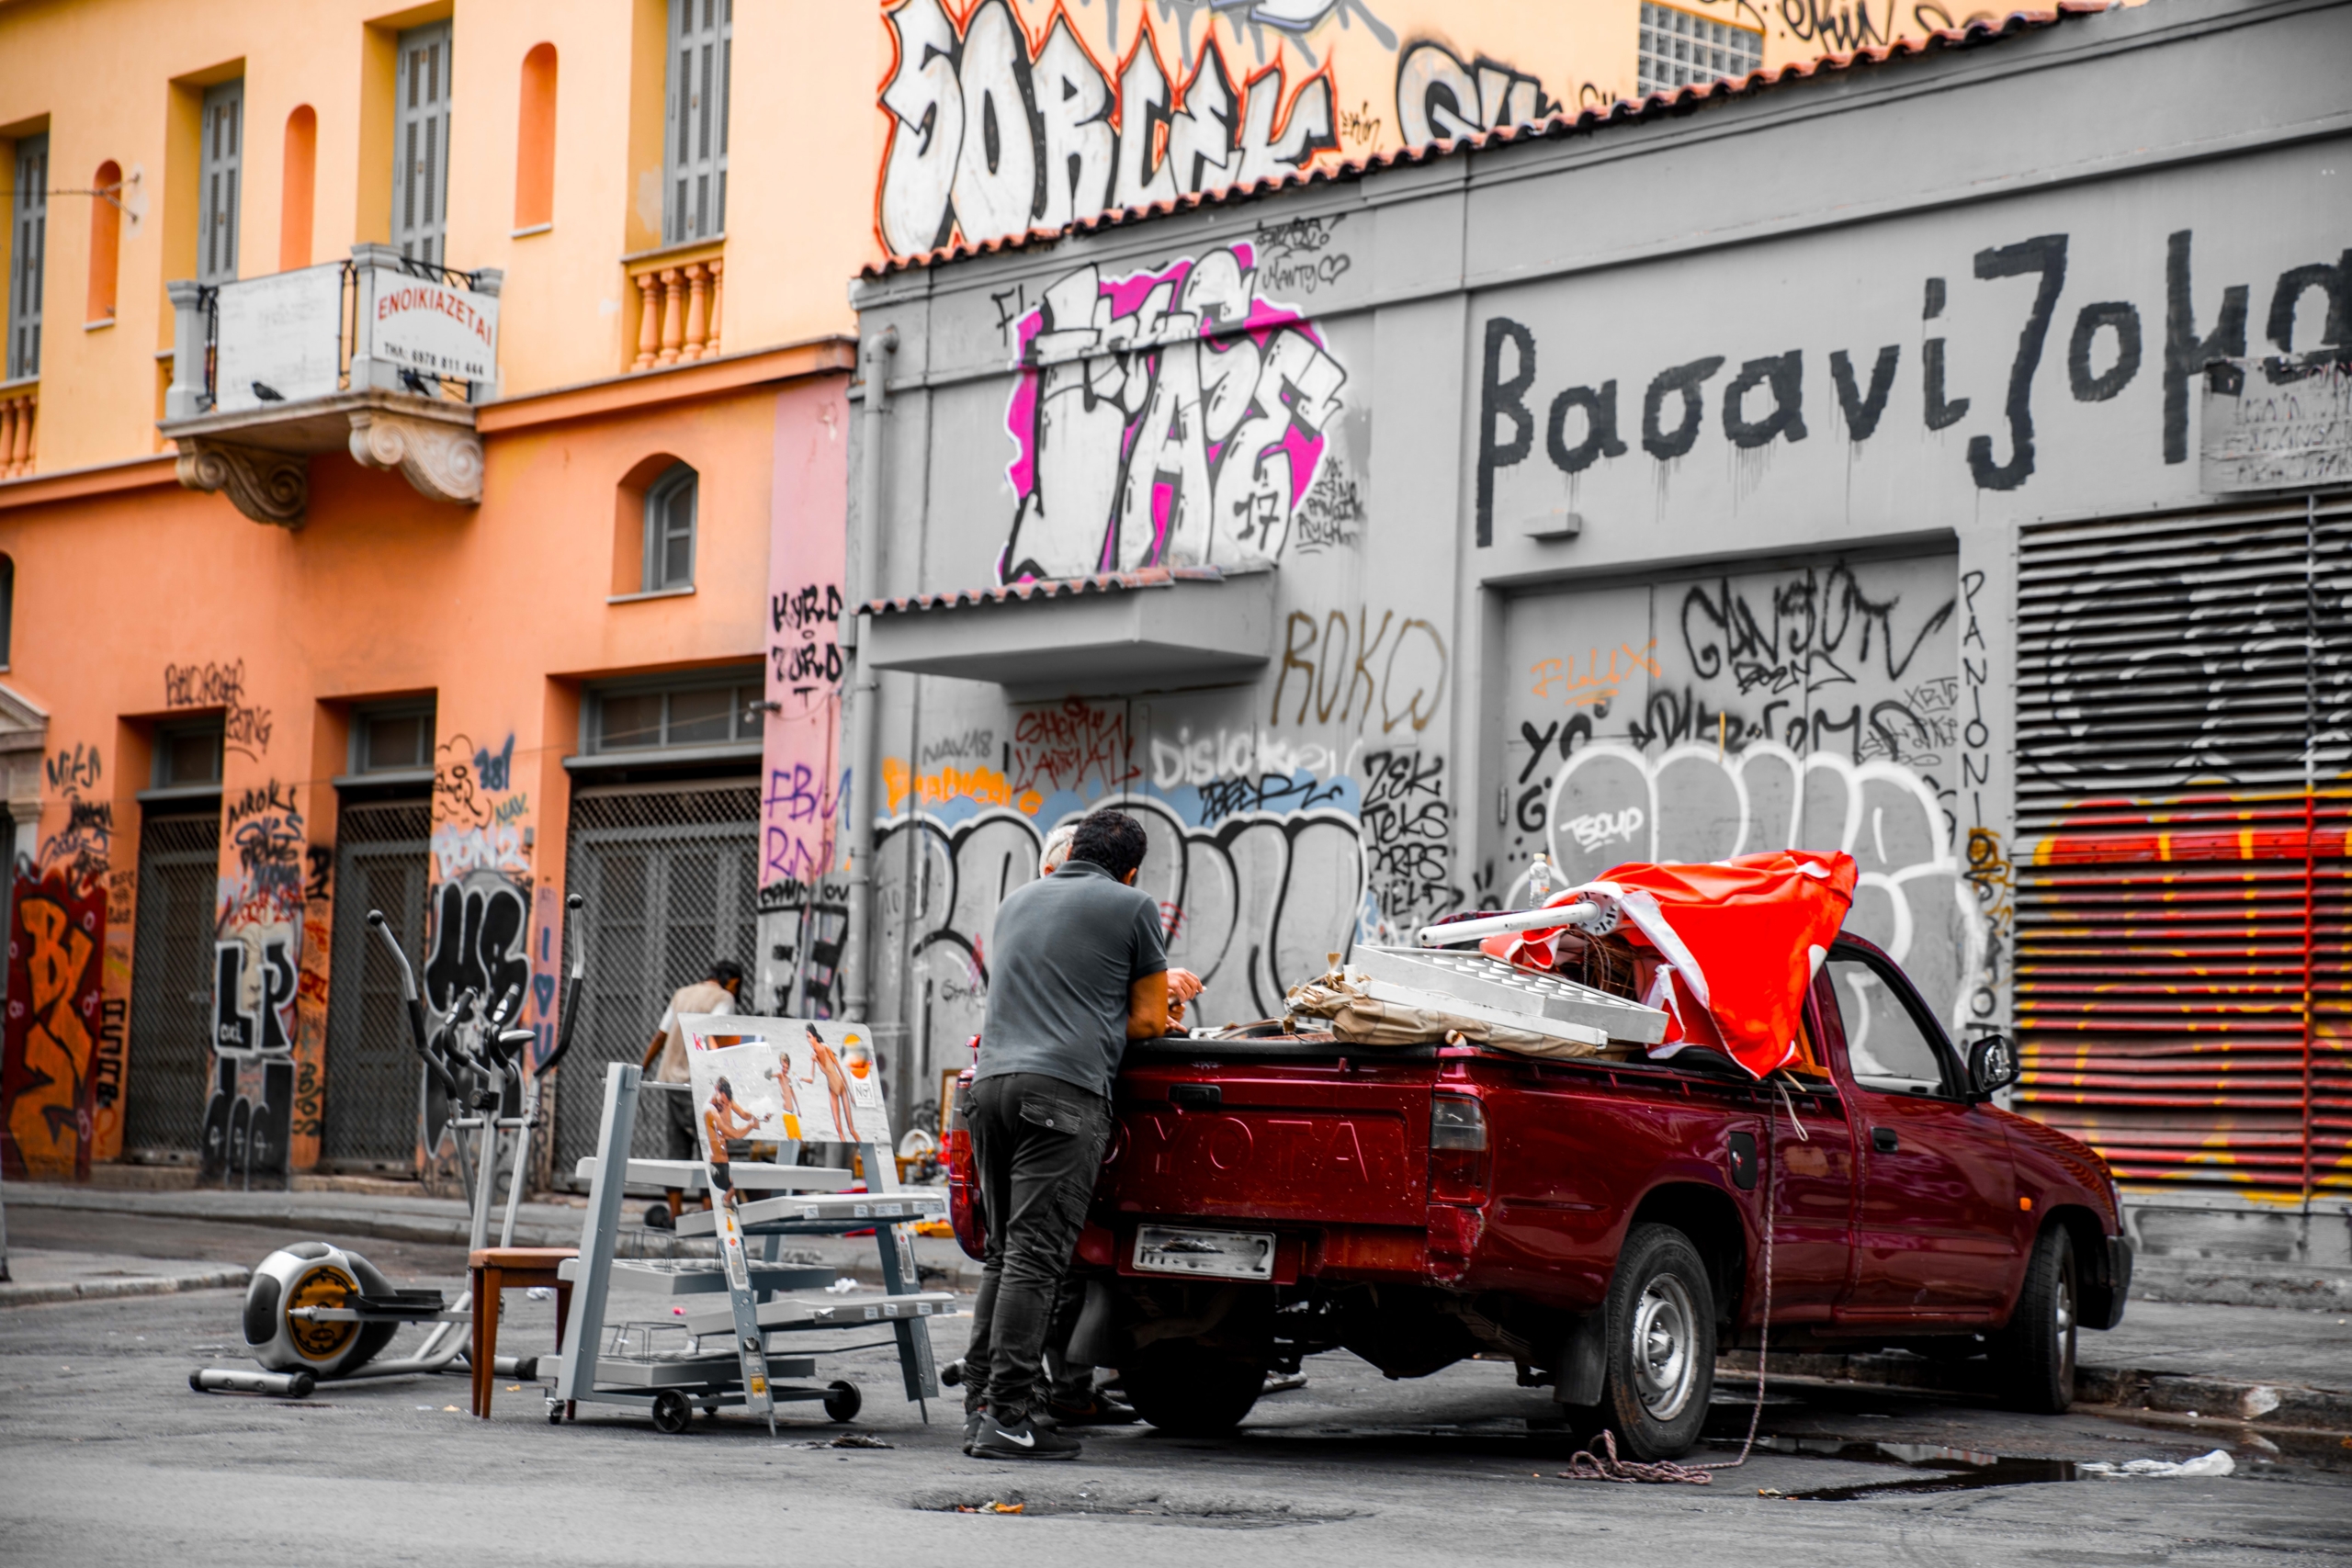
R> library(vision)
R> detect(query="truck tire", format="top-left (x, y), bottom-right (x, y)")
top-left (1592, 1224), bottom-right (1716, 1461)
top-left (1122, 1343), bottom-right (1265, 1438)
top-left (1996, 1224), bottom-right (2076, 1414)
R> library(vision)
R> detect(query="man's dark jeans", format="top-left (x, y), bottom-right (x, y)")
top-left (962, 1071), bottom-right (1111, 1422)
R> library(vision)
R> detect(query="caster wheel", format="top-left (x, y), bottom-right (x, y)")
top-left (823, 1381), bottom-right (863, 1423)
top-left (651, 1390), bottom-right (695, 1434)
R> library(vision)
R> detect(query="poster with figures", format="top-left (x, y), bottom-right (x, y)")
top-left (677, 1013), bottom-right (889, 1154)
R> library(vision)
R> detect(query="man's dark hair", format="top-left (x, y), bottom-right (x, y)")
top-left (709, 959), bottom-right (745, 987)
top-left (713, 1077), bottom-right (733, 1100)
top-left (1069, 808), bottom-right (1149, 883)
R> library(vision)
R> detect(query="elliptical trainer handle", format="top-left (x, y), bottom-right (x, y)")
top-left (538, 893), bottom-right (588, 1079)
top-left (366, 910), bottom-right (453, 1096)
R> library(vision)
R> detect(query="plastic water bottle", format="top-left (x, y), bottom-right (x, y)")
top-left (1527, 852), bottom-right (1554, 905)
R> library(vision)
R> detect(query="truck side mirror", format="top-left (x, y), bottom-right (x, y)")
top-left (1968, 1033), bottom-right (2018, 1100)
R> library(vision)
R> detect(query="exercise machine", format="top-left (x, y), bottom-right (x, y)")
top-left (191, 895), bottom-right (587, 1399)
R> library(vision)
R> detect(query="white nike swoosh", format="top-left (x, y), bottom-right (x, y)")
top-left (994, 1429), bottom-right (1035, 1448)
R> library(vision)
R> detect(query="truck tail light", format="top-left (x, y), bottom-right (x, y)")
top-left (1428, 1094), bottom-right (1489, 1205)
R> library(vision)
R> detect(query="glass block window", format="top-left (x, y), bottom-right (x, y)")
top-left (589, 672), bottom-right (763, 754)
top-left (1638, 3), bottom-right (1764, 96)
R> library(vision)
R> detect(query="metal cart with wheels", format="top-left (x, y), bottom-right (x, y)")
top-left (552, 1059), bottom-right (953, 1435)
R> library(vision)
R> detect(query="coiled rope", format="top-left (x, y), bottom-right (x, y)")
top-left (1561, 1075), bottom-right (1808, 1484)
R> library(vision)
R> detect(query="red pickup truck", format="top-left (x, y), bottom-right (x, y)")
top-left (951, 931), bottom-right (2133, 1461)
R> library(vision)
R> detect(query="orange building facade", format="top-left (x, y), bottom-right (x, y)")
top-left (0, 0), bottom-right (875, 1184)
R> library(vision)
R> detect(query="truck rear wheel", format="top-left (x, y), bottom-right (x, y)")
top-left (1996, 1224), bottom-right (2076, 1414)
top-left (1122, 1343), bottom-right (1265, 1438)
top-left (1592, 1224), bottom-right (1716, 1461)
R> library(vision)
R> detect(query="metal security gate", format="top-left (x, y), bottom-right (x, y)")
top-left (2015, 497), bottom-right (2350, 1197)
top-left (123, 813), bottom-right (221, 1156)
top-left (322, 802), bottom-right (432, 1168)
top-left (557, 782), bottom-right (759, 1181)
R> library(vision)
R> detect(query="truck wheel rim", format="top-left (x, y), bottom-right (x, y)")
top-left (2055, 1269), bottom-right (2075, 1381)
top-left (1632, 1274), bottom-right (1698, 1421)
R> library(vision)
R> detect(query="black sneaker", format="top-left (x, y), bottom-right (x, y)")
top-left (970, 1413), bottom-right (1082, 1461)
top-left (1046, 1393), bottom-right (1139, 1427)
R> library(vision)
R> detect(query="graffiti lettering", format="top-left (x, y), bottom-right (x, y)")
top-left (1001, 242), bottom-right (1348, 578)
top-left (164, 658), bottom-right (273, 757)
top-left (877, 0), bottom-right (1339, 254)
top-left (1010, 699), bottom-right (1138, 796)
top-left (1271, 609), bottom-right (1449, 735)
top-left (1, 869), bottom-right (105, 1179)
top-left (1393, 40), bottom-right (1550, 146)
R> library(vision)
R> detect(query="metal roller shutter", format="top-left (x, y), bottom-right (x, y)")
top-left (123, 812), bottom-right (222, 1156)
top-left (321, 801), bottom-right (432, 1168)
top-left (556, 781), bottom-right (759, 1182)
top-left (2015, 496), bottom-right (2351, 1197)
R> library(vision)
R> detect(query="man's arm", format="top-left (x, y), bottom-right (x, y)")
top-left (639, 1030), bottom-right (667, 1071)
top-left (1125, 972), bottom-right (1170, 1040)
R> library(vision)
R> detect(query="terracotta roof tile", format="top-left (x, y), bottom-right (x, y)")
top-left (865, 563), bottom-right (1228, 617)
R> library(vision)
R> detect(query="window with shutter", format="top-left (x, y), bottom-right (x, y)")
top-left (664, 0), bottom-right (731, 245)
top-left (198, 83), bottom-right (243, 286)
top-left (6, 133), bottom-right (44, 378)
top-left (394, 22), bottom-right (453, 265)
top-left (642, 463), bottom-right (698, 591)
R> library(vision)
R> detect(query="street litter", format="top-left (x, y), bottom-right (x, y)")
top-left (798, 1433), bottom-right (892, 1449)
top-left (526, 1286), bottom-right (554, 1301)
top-left (825, 1277), bottom-right (859, 1293)
top-left (2079, 1450), bottom-right (2236, 1479)
top-left (955, 1501), bottom-right (1023, 1514)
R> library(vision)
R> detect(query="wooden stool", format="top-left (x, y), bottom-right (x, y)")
top-left (469, 1247), bottom-right (577, 1418)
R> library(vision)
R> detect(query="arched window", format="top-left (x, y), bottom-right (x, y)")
top-left (643, 463), bottom-right (696, 592)
top-left (86, 161), bottom-right (120, 325)
top-left (279, 107), bottom-right (316, 270)
top-left (514, 44), bottom-right (558, 232)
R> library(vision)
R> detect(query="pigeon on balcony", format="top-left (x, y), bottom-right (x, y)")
top-left (251, 380), bottom-right (285, 401)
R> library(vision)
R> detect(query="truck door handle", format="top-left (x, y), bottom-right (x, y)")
top-left (1872, 1127), bottom-right (1899, 1154)
top-left (1170, 1083), bottom-right (1221, 1109)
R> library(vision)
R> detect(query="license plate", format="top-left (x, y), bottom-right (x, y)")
top-left (1132, 1224), bottom-right (1276, 1280)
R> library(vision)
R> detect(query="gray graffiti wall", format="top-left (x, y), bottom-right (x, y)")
top-left (845, 0), bottom-right (2347, 1122)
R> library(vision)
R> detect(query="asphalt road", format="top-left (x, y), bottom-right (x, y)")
top-left (4, 1210), bottom-right (2348, 1566)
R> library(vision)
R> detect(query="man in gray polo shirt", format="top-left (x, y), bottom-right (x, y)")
top-left (963, 808), bottom-right (1199, 1461)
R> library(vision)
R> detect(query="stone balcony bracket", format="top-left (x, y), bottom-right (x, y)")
top-left (161, 391), bottom-right (482, 527)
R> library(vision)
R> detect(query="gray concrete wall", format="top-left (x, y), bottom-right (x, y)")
top-left (839, 0), bottom-right (2352, 1132)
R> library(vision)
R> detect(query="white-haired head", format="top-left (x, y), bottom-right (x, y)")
top-left (1039, 823), bottom-right (1079, 875)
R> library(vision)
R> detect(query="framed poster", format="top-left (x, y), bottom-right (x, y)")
top-left (677, 1013), bottom-right (889, 1156)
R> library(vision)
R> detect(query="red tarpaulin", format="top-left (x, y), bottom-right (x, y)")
top-left (1483, 851), bottom-right (1858, 1078)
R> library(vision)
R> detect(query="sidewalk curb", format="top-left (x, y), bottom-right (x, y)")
top-left (1718, 1348), bottom-right (2352, 1433)
top-left (0, 1266), bottom-right (252, 1308)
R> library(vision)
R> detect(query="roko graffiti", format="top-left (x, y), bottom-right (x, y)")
top-left (1000, 241), bottom-right (1347, 580)
top-left (2, 863), bottom-right (107, 1180)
